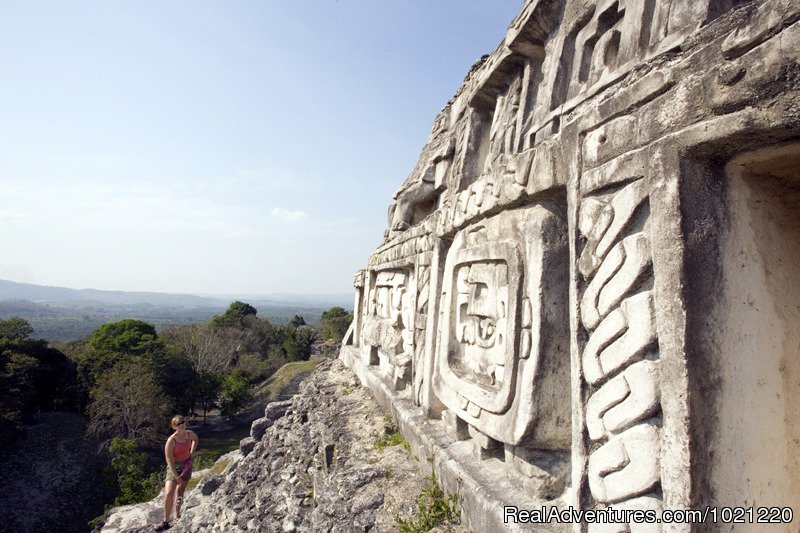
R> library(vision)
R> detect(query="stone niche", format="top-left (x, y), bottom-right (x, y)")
top-left (688, 141), bottom-right (800, 522)
top-left (433, 201), bottom-right (570, 497)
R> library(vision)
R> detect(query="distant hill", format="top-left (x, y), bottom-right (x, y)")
top-left (0, 279), bottom-right (353, 342)
top-left (0, 279), bottom-right (353, 308)
top-left (203, 293), bottom-right (354, 309)
top-left (0, 279), bottom-right (226, 307)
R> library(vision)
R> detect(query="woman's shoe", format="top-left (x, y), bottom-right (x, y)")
top-left (154, 520), bottom-right (171, 531)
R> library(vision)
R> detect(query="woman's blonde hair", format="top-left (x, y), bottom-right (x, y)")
top-left (171, 415), bottom-right (185, 429)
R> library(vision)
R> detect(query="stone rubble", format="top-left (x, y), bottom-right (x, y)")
top-left (99, 358), bottom-right (466, 533)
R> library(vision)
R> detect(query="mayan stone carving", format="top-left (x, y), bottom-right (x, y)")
top-left (433, 204), bottom-right (569, 454)
top-left (579, 180), bottom-right (663, 525)
top-left (341, 0), bottom-right (800, 530)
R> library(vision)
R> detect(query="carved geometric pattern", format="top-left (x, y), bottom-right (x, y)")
top-left (434, 205), bottom-right (569, 447)
top-left (360, 270), bottom-right (414, 388)
top-left (579, 178), bottom-right (662, 515)
top-left (440, 240), bottom-right (520, 414)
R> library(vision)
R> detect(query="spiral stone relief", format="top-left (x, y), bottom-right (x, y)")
top-left (579, 179), bottom-right (663, 529)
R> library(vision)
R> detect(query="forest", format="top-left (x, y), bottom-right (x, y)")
top-left (0, 301), bottom-right (353, 528)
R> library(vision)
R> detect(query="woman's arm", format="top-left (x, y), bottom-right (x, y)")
top-left (189, 431), bottom-right (199, 455)
top-left (165, 437), bottom-right (179, 478)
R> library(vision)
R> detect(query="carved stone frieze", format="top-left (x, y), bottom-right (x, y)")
top-left (360, 270), bottom-right (416, 390)
top-left (433, 203), bottom-right (569, 449)
top-left (340, 0), bottom-right (800, 530)
top-left (579, 179), bottom-right (663, 514)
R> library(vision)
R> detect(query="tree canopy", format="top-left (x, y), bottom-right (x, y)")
top-left (211, 301), bottom-right (258, 328)
top-left (90, 319), bottom-right (160, 356)
top-left (319, 307), bottom-right (353, 342)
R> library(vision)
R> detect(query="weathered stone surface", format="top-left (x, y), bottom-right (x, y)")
top-left (238, 436), bottom-right (256, 457)
top-left (341, 0), bottom-right (800, 530)
top-left (198, 474), bottom-right (223, 496)
top-left (100, 359), bottom-right (466, 533)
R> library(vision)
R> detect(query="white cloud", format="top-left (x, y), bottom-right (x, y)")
top-left (271, 207), bottom-right (308, 222)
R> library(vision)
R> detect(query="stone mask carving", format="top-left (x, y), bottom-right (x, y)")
top-left (455, 261), bottom-right (509, 387)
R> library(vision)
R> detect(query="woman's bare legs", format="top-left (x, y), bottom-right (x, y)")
top-left (176, 478), bottom-right (187, 518)
top-left (163, 480), bottom-right (177, 522)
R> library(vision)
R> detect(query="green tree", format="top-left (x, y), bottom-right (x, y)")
top-left (87, 360), bottom-right (170, 446)
top-left (288, 314), bottom-right (306, 328)
top-left (90, 319), bottom-right (161, 356)
top-left (0, 352), bottom-right (39, 423)
top-left (282, 337), bottom-right (304, 362)
top-left (107, 437), bottom-right (161, 506)
top-left (212, 301), bottom-right (258, 328)
top-left (319, 307), bottom-right (353, 342)
top-left (0, 318), bottom-right (78, 443)
top-left (219, 369), bottom-right (252, 418)
top-left (79, 320), bottom-right (166, 389)
top-left (152, 348), bottom-right (198, 417)
top-left (196, 371), bottom-right (222, 423)
top-left (0, 316), bottom-right (34, 340)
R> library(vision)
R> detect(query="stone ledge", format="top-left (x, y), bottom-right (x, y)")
top-left (340, 346), bottom-right (569, 533)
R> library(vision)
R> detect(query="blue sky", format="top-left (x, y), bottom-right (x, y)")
top-left (0, 1), bottom-right (522, 295)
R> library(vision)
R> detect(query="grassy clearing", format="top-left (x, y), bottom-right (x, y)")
top-left (187, 458), bottom-right (231, 491)
top-left (263, 359), bottom-right (319, 401)
top-left (192, 423), bottom-right (251, 472)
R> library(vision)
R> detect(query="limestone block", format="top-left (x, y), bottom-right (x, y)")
top-left (519, 329), bottom-right (531, 360)
top-left (472, 179), bottom-right (486, 208)
top-left (466, 401), bottom-right (482, 419)
top-left (453, 195), bottom-right (466, 228)
top-left (199, 474), bottom-right (223, 496)
top-left (583, 115), bottom-right (638, 169)
top-left (581, 239), bottom-right (626, 330)
top-left (240, 437), bottom-right (257, 457)
top-left (527, 139), bottom-right (564, 195)
top-left (586, 360), bottom-right (661, 440)
top-left (595, 69), bottom-right (674, 124)
top-left (597, 234), bottom-right (651, 317)
top-left (251, 417), bottom-right (271, 441)
top-left (512, 152), bottom-right (530, 186)
top-left (500, 170), bottom-right (526, 204)
top-left (721, 0), bottom-right (796, 59)
top-left (521, 297), bottom-right (532, 328)
top-left (480, 177), bottom-right (498, 214)
top-left (265, 400), bottom-right (293, 422)
top-left (583, 291), bottom-right (657, 385)
top-left (465, 188), bottom-right (479, 219)
top-left (712, 19), bottom-right (800, 115)
top-left (588, 424), bottom-right (661, 503)
top-left (433, 159), bottom-right (449, 190)
top-left (504, 445), bottom-right (569, 499)
top-left (468, 424), bottom-right (501, 459)
top-left (442, 409), bottom-right (470, 441)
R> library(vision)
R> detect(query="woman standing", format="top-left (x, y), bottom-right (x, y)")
top-left (155, 415), bottom-right (198, 531)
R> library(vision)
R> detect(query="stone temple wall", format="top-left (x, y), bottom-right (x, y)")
top-left (340, 0), bottom-right (800, 530)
